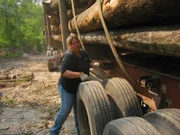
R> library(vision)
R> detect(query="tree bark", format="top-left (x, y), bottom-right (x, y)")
top-left (80, 25), bottom-right (180, 58)
top-left (0, 73), bottom-right (34, 83)
top-left (51, 25), bottom-right (59, 33)
top-left (67, 7), bottom-right (88, 20)
top-left (68, 0), bottom-right (180, 33)
top-left (49, 16), bottom-right (60, 26)
top-left (0, 75), bottom-right (8, 80)
top-left (44, 0), bottom-right (95, 10)
top-left (66, 0), bottom-right (96, 9)
top-left (0, 74), bottom-right (16, 80)
top-left (52, 34), bottom-right (62, 42)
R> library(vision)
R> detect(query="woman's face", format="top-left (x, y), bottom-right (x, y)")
top-left (69, 38), bottom-right (81, 52)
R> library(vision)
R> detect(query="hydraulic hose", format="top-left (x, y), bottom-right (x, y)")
top-left (70, 0), bottom-right (86, 51)
top-left (97, 0), bottom-right (136, 84)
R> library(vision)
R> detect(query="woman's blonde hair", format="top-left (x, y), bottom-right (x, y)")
top-left (66, 33), bottom-right (79, 45)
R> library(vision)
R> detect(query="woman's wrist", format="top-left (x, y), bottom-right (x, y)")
top-left (77, 72), bottom-right (81, 78)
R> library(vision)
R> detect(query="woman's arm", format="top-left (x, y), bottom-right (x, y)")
top-left (62, 70), bottom-right (89, 81)
top-left (62, 70), bottom-right (80, 79)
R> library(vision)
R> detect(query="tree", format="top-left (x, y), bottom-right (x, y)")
top-left (0, 0), bottom-right (44, 53)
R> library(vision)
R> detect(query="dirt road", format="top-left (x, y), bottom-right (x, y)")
top-left (0, 53), bottom-right (76, 135)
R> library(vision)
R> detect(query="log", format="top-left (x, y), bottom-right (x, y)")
top-left (0, 73), bottom-right (34, 82)
top-left (0, 75), bottom-right (8, 80)
top-left (52, 34), bottom-right (62, 42)
top-left (43, 0), bottom-right (95, 13)
top-left (49, 16), bottom-right (60, 26)
top-left (0, 72), bottom-right (34, 88)
top-left (67, 7), bottom-right (88, 20)
top-left (66, 0), bottom-right (91, 9)
top-left (0, 79), bottom-right (18, 82)
top-left (51, 25), bottom-right (59, 33)
top-left (48, 6), bottom-right (91, 25)
top-left (50, 0), bottom-right (95, 9)
top-left (80, 25), bottom-right (180, 57)
top-left (68, 0), bottom-right (180, 33)
top-left (0, 78), bottom-right (32, 83)
top-left (18, 73), bottom-right (34, 81)
top-left (0, 74), bottom-right (17, 80)
top-left (49, 7), bottom-right (89, 24)
top-left (8, 74), bottom-right (17, 79)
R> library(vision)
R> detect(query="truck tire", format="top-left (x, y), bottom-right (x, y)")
top-left (102, 77), bottom-right (142, 119)
top-left (103, 117), bottom-right (161, 135)
top-left (77, 81), bottom-right (113, 135)
top-left (143, 109), bottom-right (180, 135)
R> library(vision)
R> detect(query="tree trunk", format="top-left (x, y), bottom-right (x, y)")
top-left (80, 25), bottom-right (180, 57)
top-left (68, 0), bottom-right (180, 33)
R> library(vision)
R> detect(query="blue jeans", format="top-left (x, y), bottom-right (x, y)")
top-left (49, 84), bottom-right (79, 135)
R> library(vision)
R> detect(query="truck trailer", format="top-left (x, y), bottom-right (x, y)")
top-left (42, 0), bottom-right (180, 134)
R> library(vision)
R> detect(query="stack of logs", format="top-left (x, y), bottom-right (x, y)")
top-left (45, 0), bottom-right (96, 42)
top-left (49, 11), bottom-right (62, 42)
top-left (43, 0), bottom-right (180, 58)
top-left (0, 68), bottom-right (34, 88)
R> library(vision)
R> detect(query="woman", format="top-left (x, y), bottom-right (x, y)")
top-left (50, 33), bottom-right (91, 135)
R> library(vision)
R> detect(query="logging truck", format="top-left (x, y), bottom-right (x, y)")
top-left (42, 0), bottom-right (180, 134)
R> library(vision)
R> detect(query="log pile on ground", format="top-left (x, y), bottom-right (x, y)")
top-left (0, 68), bottom-right (34, 88)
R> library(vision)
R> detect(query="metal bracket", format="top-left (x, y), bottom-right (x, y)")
top-left (138, 76), bottom-right (160, 96)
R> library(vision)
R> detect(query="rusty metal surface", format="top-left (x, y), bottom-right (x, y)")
top-left (91, 53), bottom-right (180, 110)
top-left (112, 59), bottom-right (180, 110)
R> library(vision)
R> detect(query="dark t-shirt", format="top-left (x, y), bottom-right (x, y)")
top-left (59, 49), bottom-right (90, 95)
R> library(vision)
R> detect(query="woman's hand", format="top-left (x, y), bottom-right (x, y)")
top-left (79, 72), bottom-right (89, 81)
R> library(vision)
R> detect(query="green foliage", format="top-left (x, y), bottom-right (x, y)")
top-left (0, 0), bottom-right (44, 53)
top-left (0, 50), bottom-right (23, 58)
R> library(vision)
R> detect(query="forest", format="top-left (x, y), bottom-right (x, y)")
top-left (0, 0), bottom-right (44, 57)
